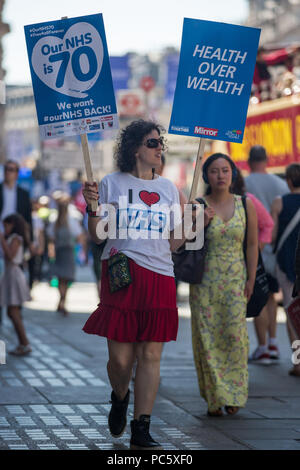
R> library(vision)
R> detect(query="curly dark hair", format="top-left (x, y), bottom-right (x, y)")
top-left (114, 120), bottom-right (165, 172)
top-left (3, 213), bottom-right (30, 248)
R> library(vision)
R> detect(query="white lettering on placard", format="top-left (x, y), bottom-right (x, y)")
top-left (194, 126), bottom-right (218, 136)
top-left (188, 44), bottom-right (248, 96)
top-left (31, 22), bottom-right (104, 98)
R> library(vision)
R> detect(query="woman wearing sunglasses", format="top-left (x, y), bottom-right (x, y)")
top-left (82, 120), bottom-right (200, 450)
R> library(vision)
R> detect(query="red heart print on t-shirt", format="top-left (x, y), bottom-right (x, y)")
top-left (139, 191), bottom-right (160, 206)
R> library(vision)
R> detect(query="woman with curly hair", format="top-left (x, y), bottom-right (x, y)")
top-left (82, 119), bottom-right (201, 450)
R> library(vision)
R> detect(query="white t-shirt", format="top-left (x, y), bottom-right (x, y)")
top-left (98, 172), bottom-right (181, 277)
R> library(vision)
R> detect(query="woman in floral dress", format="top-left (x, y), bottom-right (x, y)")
top-left (190, 154), bottom-right (258, 417)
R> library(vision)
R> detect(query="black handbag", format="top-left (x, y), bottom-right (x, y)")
top-left (241, 196), bottom-right (269, 318)
top-left (172, 198), bottom-right (208, 284)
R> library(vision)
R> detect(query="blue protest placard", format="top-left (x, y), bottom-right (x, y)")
top-left (24, 14), bottom-right (119, 140)
top-left (169, 18), bottom-right (260, 143)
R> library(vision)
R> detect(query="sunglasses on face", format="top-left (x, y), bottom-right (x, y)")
top-left (143, 137), bottom-right (165, 149)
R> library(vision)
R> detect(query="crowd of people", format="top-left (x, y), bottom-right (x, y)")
top-left (0, 159), bottom-right (102, 354)
top-left (0, 120), bottom-right (299, 450)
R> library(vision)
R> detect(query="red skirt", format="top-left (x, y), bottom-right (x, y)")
top-left (82, 258), bottom-right (178, 343)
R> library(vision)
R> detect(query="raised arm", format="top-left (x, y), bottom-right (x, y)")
top-left (82, 181), bottom-right (108, 245)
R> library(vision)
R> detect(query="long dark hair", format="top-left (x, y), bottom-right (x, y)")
top-left (231, 168), bottom-right (246, 196)
top-left (3, 213), bottom-right (30, 248)
top-left (114, 119), bottom-right (165, 172)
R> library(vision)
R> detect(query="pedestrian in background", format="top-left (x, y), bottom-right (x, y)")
top-left (0, 213), bottom-right (31, 356)
top-left (0, 160), bottom-right (32, 324)
top-left (190, 153), bottom-right (258, 417)
top-left (293, 229), bottom-right (300, 299)
top-left (245, 145), bottom-right (289, 364)
top-left (289, 229), bottom-right (300, 377)
top-left (232, 168), bottom-right (274, 250)
top-left (82, 119), bottom-right (199, 449)
top-left (47, 193), bottom-right (84, 315)
top-left (271, 163), bottom-right (300, 376)
top-left (30, 199), bottom-right (45, 286)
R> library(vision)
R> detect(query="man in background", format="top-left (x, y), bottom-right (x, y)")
top-left (245, 145), bottom-right (289, 364)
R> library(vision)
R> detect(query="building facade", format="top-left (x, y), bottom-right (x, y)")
top-left (246, 0), bottom-right (300, 46)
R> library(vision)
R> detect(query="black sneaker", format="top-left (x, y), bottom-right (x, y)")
top-left (108, 389), bottom-right (130, 438)
top-left (130, 415), bottom-right (163, 450)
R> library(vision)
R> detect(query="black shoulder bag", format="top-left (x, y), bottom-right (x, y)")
top-left (172, 198), bottom-right (209, 285)
top-left (242, 195), bottom-right (269, 318)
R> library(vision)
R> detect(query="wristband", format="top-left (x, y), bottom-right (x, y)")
top-left (86, 205), bottom-right (99, 217)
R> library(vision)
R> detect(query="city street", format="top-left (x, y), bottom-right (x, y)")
top-left (0, 266), bottom-right (300, 452)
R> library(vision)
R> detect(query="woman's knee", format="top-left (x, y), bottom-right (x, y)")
top-left (136, 343), bottom-right (163, 364)
top-left (7, 307), bottom-right (18, 319)
top-left (108, 353), bottom-right (134, 374)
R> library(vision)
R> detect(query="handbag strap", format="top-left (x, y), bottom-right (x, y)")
top-left (195, 197), bottom-right (207, 208)
top-left (275, 208), bottom-right (300, 255)
top-left (241, 195), bottom-right (248, 256)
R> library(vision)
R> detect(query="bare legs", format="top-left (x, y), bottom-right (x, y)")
top-left (266, 294), bottom-right (278, 339)
top-left (254, 305), bottom-right (269, 346)
top-left (253, 294), bottom-right (278, 346)
top-left (107, 339), bottom-right (163, 418)
top-left (7, 306), bottom-right (30, 346)
top-left (57, 278), bottom-right (69, 314)
top-left (134, 342), bottom-right (163, 419)
top-left (107, 341), bottom-right (136, 401)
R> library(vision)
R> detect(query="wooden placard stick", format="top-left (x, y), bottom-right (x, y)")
top-left (80, 133), bottom-right (98, 211)
top-left (61, 16), bottom-right (98, 212)
top-left (189, 138), bottom-right (206, 201)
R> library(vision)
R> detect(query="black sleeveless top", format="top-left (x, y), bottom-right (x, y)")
top-left (276, 194), bottom-right (300, 283)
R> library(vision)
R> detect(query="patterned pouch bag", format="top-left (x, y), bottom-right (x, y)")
top-left (107, 252), bottom-right (132, 293)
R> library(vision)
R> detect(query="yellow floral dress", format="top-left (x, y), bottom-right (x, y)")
top-left (189, 195), bottom-right (249, 411)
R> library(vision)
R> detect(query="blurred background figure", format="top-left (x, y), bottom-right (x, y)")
top-left (290, 229), bottom-right (300, 377)
top-left (47, 193), bottom-right (86, 316)
top-left (0, 160), bottom-right (33, 324)
top-left (232, 168), bottom-right (274, 251)
top-left (0, 213), bottom-right (31, 356)
top-left (245, 145), bottom-right (289, 364)
top-left (30, 198), bottom-right (45, 287)
top-left (271, 164), bottom-right (300, 376)
top-left (232, 167), bottom-right (274, 364)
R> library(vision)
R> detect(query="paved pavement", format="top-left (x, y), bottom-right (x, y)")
top-left (0, 266), bottom-right (300, 451)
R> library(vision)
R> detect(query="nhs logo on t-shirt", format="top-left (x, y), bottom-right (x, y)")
top-left (98, 196), bottom-right (182, 241)
top-left (117, 207), bottom-right (167, 233)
